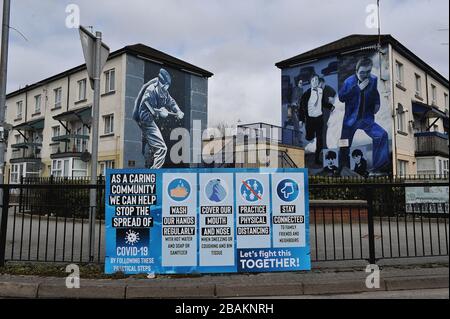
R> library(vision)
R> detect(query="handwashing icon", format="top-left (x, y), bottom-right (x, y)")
top-left (280, 182), bottom-right (295, 199)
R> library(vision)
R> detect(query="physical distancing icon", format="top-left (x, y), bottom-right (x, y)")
top-left (240, 179), bottom-right (264, 202)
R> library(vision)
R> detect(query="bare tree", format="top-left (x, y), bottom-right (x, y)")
top-left (214, 120), bottom-right (232, 135)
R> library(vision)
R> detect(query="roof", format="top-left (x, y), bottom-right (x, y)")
top-left (7, 44), bottom-right (214, 99)
top-left (13, 118), bottom-right (45, 131)
top-left (123, 44), bottom-right (214, 78)
top-left (412, 100), bottom-right (449, 120)
top-left (53, 106), bottom-right (92, 124)
top-left (276, 34), bottom-right (449, 88)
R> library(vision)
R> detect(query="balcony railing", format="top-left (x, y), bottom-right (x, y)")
top-left (202, 149), bottom-right (298, 169)
top-left (11, 142), bottom-right (43, 149)
top-left (50, 134), bottom-right (89, 158)
top-left (10, 149), bottom-right (42, 162)
top-left (415, 132), bottom-right (449, 157)
top-left (237, 123), bottom-right (303, 147)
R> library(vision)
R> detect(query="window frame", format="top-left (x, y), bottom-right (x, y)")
top-left (77, 79), bottom-right (87, 101)
top-left (397, 160), bottom-right (408, 177)
top-left (443, 160), bottom-right (449, 178)
top-left (51, 158), bottom-right (87, 177)
top-left (431, 84), bottom-right (437, 105)
top-left (104, 69), bottom-right (116, 93)
top-left (54, 87), bottom-right (62, 109)
top-left (395, 61), bottom-right (404, 85)
top-left (74, 124), bottom-right (88, 153)
top-left (444, 93), bottom-right (449, 112)
top-left (34, 94), bottom-right (42, 113)
top-left (103, 114), bottom-right (114, 135)
top-left (396, 104), bottom-right (407, 134)
top-left (414, 74), bottom-right (422, 97)
top-left (52, 125), bottom-right (61, 138)
top-left (16, 100), bottom-right (23, 119)
top-left (10, 163), bottom-right (23, 184)
top-left (100, 160), bottom-right (115, 176)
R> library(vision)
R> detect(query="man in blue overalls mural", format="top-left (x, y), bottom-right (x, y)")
top-left (338, 57), bottom-right (389, 173)
top-left (133, 68), bottom-right (184, 169)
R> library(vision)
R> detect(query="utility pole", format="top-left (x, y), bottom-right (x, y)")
top-left (89, 31), bottom-right (101, 262)
top-left (0, 0), bottom-right (11, 187)
top-left (0, 0), bottom-right (11, 268)
top-left (79, 26), bottom-right (109, 262)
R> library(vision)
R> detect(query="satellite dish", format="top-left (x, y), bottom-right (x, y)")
top-left (80, 151), bottom-right (92, 163)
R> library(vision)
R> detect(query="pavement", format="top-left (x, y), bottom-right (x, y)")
top-left (0, 264), bottom-right (448, 299)
top-left (236, 289), bottom-right (449, 299)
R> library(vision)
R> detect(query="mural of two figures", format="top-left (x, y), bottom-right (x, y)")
top-left (282, 49), bottom-right (392, 177)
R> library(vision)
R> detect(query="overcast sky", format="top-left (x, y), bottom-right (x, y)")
top-left (2, 0), bottom-right (449, 126)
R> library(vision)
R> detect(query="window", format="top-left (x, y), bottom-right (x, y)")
top-left (103, 114), bottom-right (114, 134)
top-left (444, 160), bottom-right (449, 178)
top-left (397, 160), bottom-right (408, 177)
top-left (445, 93), bottom-right (449, 113)
top-left (54, 87), bottom-right (62, 109)
top-left (395, 61), bottom-right (404, 85)
top-left (396, 104), bottom-right (406, 133)
top-left (431, 84), bottom-right (437, 105)
top-left (32, 131), bottom-right (43, 144)
top-left (105, 69), bottom-right (115, 93)
top-left (72, 159), bottom-right (88, 177)
top-left (51, 158), bottom-right (87, 177)
top-left (16, 101), bottom-right (23, 119)
top-left (100, 160), bottom-right (115, 176)
top-left (52, 159), bottom-right (64, 177)
top-left (74, 124), bottom-right (88, 152)
top-left (417, 158), bottom-right (436, 177)
top-left (34, 95), bottom-right (42, 113)
top-left (10, 164), bottom-right (24, 184)
top-left (52, 126), bottom-right (61, 138)
top-left (25, 162), bottom-right (40, 178)
top-left (415, 74), bottom-right (422, 97)
top-left (9, 163), bottom-right (38, 183)
top-left (78, 79), bottom-right (87, 101)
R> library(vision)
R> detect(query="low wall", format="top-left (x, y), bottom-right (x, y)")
top-left (310, 200), bottom-right (368, 223)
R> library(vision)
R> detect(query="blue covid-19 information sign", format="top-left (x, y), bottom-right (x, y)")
top-left (105, 168), bottom-right (310, 274)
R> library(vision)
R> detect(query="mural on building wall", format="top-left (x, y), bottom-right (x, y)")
top-left (132, 68), bottom-right (185, 169)
top-left (123, 58), bottom-right (194, 169)
top-left (282, 48), bottom-right (392, 176)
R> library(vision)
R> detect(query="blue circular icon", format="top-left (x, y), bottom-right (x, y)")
top-left (168, 178), bottom-right (191, 202)
top-left (240, 179), bottom-right (264, 202)
top-left (277, 179), bottom-right (300, 202)
top-left (205, 179), bottom-right (228, 203)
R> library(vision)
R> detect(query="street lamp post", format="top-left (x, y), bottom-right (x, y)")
top-left (79, 26), bottom-right (109, 262)
top-left (0, 0), bottom-right (11, 268)
top-left (0, 0), bottom-right (11, 186)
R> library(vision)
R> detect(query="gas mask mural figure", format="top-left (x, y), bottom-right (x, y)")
top-left (133, 68), bottom-right (185, 169)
